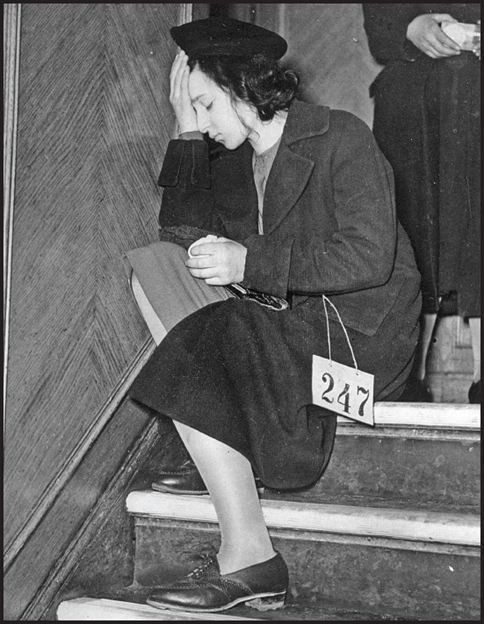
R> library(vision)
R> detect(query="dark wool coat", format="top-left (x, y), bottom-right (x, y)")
top-left (129, 101), bottom-right (422, 489)
top-left (363, 4), bottom-right (481, 316)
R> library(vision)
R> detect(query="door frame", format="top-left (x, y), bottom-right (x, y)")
top-left (3, 3), bottom-right (22, 423)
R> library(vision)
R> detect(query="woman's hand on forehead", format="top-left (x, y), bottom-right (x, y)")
top-left (169, 50), bottom-right (198, 133)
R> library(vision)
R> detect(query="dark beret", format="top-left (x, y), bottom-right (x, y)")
top-left (171, 17), bottom-right (287, 60)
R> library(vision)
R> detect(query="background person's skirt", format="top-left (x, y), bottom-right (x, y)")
top-left (372, 53), bottom-right (480, 316)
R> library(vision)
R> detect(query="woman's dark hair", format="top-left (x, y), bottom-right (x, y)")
top-left (188, 54), bottom-right (299, 121)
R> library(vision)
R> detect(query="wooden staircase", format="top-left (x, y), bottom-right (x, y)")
top-left (57, 403), bottom-right (480, 621)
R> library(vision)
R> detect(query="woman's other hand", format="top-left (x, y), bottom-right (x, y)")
top-left (407, 14), bottom-right (462, 59)
top-left (186, 238), bottom-right (248, 285)
top-left (169, 50), bottom-right (198, 133)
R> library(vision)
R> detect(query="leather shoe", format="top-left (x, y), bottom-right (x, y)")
top-left (152, 457), bottom-right (264, 495)
top-left (468, 380), bottom-right (480, 404)
top-left (147, 552), bottom-right (288, 613)
top-left (398, 376), bottom-right (432, 402)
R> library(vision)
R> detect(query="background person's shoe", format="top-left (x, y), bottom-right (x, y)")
top-left (468, 380), bottom-right (480, 404)
top-left (398, 375), bottom-right (433, 402)
top-left (152, 457), bottom-right (264, 495)
top-left (147, 552), bottom-right (288, 613)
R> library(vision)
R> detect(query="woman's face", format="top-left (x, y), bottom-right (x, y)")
top-left (188, 66), bottom-right (254, 150)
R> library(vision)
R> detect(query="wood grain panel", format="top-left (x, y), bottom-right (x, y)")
top-left (3, 398), bottom-right (154, 620)
top-left (245, 3), bottom-right (382, 128)
top-left (4, 3), bottom-right (180, 560)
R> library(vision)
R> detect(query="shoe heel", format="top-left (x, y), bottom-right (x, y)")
top-left (247, 592), bottom-right (286, 611)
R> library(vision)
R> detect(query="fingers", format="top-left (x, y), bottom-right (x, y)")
top-left (473, 21), bottom-right (481, 59)
top-left (186, 256), bottom-right (215, 270)
top-left (170, 50), bottom-right (188, 77)
top-left (185, 240), bottom-right (246, 285)
top-left (186, 244), bottom-right (219, 272)
top-left (185, 243), bottom-right (227, 282)
top-left (204, 277), bottom-right (225, 286)
top-left (423, 33), bottom-right (460, 58)
top-left (408, 14), bottom-right (462, 58)
top-left (169, 50), bottom-right (198, 131)
top-left (427, 18), bottom-right (460, 57)
top-left (426, 41), bottom-right (460, 58)
top-left (188, 242), bottom-right (223, 258)
top-left (170, 51), bottom-right (189, 99)
top-left (187, 266), bottom-right (219, 280)
top-left (432, 14), bottom-right (463, 55)
top-left (431, 13), bottom-right (459, 24)
top-left (188, 236), bottom-right (219, 258)
top-left (434, 28), bottom-right (461, 54)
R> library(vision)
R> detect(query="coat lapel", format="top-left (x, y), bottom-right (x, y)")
top-left (262, 146), bottom-right (314, 234)
top-left (262, 101), bottom-right (330, 235)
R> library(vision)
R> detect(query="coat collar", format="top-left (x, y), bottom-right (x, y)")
top-left (262, 101), bottom-right (330, 234)
top-left (282, 99), bottom-right (330, 145)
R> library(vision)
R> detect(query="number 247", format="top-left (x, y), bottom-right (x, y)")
top-left (320, 373), bottom-right (370, 416)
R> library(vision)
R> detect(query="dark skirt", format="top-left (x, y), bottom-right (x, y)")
top-left (128, 245), bottom-right (420, 490)
top-left (372, 53), bottom-right (480, 316)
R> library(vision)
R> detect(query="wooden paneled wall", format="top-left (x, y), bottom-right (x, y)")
top-left (4, 4), bottom-right (186, 618)
top-left (230, 3), bottom-right (382, 128)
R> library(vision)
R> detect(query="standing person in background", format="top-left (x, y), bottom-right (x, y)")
top-left (363, 4), bottom-right (481, 403)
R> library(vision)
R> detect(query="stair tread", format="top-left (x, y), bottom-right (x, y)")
top-left (262, 490), bottom-right (480, 514)
top-left (57, 594), bottom-right (408, 621)
top-left (127, 490), bottom-right (480, 547)
top-left (340, 402), bottom-right (480, 429)
top-left (57, 596), bottom-right (260, 621)
top-left (137, 423), bottom-right (479, 513)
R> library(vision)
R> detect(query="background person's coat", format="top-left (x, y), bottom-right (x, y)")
top-left (363, 4), bottom-right (481, 316)
top-left (129, 101), bottom-right (422, 489)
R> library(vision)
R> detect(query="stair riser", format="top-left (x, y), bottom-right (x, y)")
top-left (132, 519), bottom-right (480, 621)
top-left (291, 431), bottom-right (480, 511)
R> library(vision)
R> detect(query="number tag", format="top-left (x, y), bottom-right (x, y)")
top-left (312, 354), bottom-right (374, 426)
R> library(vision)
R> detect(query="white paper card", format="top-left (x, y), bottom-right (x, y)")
top-left (312, 354), bottom-right (375, 426)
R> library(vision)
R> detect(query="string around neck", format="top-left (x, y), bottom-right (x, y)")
top-left (322, 295), bottom-right (359, 371)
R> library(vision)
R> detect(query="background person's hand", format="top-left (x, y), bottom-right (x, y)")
top-left (407, 14), bottom-right (462, 58)
top-left (473, 20), bottom-right (480, 59)
top-left (186, 237), bottom-right (248, 285)
top-left (169, 50), bottom-right (198, 133)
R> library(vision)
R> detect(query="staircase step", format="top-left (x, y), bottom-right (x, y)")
top-left (142, 405), bottom-right (480, 513)
top-left (283, 421), bottom-right (480, 512)
top-left (127, 491), bottom-right (479, 546)
top-left (56, 594), bottom-right (406, 621)
top-left (127, 491), bottom-right (480, 620)
top-left (59, 405), bottom-right (480, 621)
top-left (343, 401), bottom-right (479, 429)
top-left (57, 597), bottom-right (261, 620)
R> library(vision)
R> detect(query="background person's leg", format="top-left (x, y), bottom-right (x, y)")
top-left (468, 317), bottom-right (480, 404)
top-left (416, 312), bottom-right (438, 381)
top-left (469, 317), bottom-right (481, 383)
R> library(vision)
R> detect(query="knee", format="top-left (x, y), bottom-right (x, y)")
top-left (147, 241), bottom-right (189, 270)
top-left (149, 240), bottom-right (187, 257)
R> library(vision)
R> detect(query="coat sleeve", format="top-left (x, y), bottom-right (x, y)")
top-left (362, 4), bottom-right (427, 64)
top-left (157, 138), bottom-right (223, 233)
top-left (242, 114), bottom-right (399, 298)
